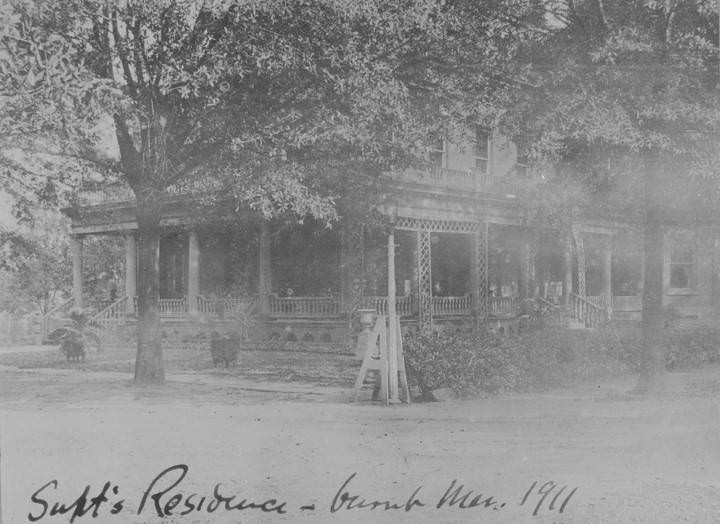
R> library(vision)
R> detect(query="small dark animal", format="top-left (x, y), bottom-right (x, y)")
top-left (60, 335), bottom-right (85, 362)
top-left (209, 332), bottom-right (240, 368)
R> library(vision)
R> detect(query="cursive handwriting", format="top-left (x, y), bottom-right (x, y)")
top-left (28, 480), bottom-right (124, 523)
top-left (27, 467), bottom-right (578, 520)
top-left (330, 472), bottom-right (425, 512)
top-left (436, 479), bottom-right (506, 511)
top-left (520, 480), bottom-right (577, 516)
top-left (137, 464), bottom-right (287, 517)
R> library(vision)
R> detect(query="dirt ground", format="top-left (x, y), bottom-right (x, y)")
top-left (1, 344), bottom-right (720, 524)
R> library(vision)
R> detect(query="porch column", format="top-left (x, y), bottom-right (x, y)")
top-left (563, 231), bottom-right (573, 305)
top-left (387, 230), bottom-right (399, 402)
top-left (472, 222), bottom-right (489, 330)
top-left (71, 235), bottom-right (83, 308)
top-left (602, 236), bottom-right (613, 317)
top-left (258, 221), bottom-right (272, 315)
top-left (519, 230), bottom-right (530, 299)
top-left (124, 233), bottom-right (137, 314)
top-left (572, 226), bottom-right (586, 298)
top-left (187, 230), bottom-right (199, 314)
top-left (416, 229), bottom-right (433, 333)
top-left (528, 234), bottom-right (538, 297)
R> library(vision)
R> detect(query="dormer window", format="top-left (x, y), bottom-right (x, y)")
top-left (474, 128), bottom-right (490, 173)
top-left (429, 138), bottom-right (446, 169)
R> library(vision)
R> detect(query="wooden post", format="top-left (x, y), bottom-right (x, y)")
top-left (258, 221), bottom-right (272, 315)
top-left (473, 222), bottom-right (489, 330)
top-left (519, 231), bottom-right (529, 299)
top-left (416, 230), bottom-right (433, 333)
top-left (563, 231), bottom-right (573, 305)
top-left (602, 236), bottom-right (613, 317)
top-left (188, 231), bottom-right (199, 314)
top-left (125, 233), bottom-right (137, 314)
top-left (71, 235), bottom-right (83, 309)
top-left (387, 230), bottom-right (399, 403)
top-left (572, 226), bottom-right (586, 298)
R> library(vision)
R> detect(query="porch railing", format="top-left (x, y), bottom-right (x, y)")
top-left (396, 168), bottom-right (520, 197)
top-left (586, 295), bottom-right (610, 309)
top-left (132, 297), bottom-right (189, 317)
top-left (361, 295), bottom-right (416, 317)
top-left (489, 296), bottom-right (518, 316)
top-left (569, 293), bottom-right (608, 328)
top-left (89, 296), bottom-right (129, 330)
top-left (75, 183), bottom-right (135, 205)
top-left (432, 295), bottom-right (472, 316)
top-left (196, 296), bottom-right (256, 317)
top-left (269, 295), bottom-right (341, 317)
top-left (41, 296), bottom-right (75, 340)
top-left (158, 297), bottom-right (188, 317)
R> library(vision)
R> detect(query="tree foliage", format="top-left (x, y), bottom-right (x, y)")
top-left (504, 0), bottom-right (720, 393)
top-left (1, 0), bottom-right (538, 382)
top-left (0, 211), bottom-right (70, 313)
top-left (506, 0), bottom-right (720, 214)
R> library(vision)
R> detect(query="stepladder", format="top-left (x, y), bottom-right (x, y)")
top-left (353, 315), bottom-right (410, 405)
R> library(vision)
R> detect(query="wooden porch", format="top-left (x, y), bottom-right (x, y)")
top-left (102, 294), bottom-right (521, 320)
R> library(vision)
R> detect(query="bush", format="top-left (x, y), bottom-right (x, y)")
top-left (666, 323), bottom-right (720, 369)
top-left (403, 325), bottom-right (640, 399)
top-left (403, 330), bottom-right (527, 398)
top-left (403, 319), bottom-right (720, 400)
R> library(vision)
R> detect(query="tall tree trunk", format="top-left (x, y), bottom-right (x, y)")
top-left (134, 192), bottom-right (164, 384)
top-left (635, 157), bottom-right (667, 394)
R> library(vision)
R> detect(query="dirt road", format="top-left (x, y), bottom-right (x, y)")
top-left (1, 350), bottom-right (720, 523)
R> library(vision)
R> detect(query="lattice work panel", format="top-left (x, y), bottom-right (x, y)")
top-left (474, 223), bottom-right (489, 324)
top-left (416, 230), bottom-right (433, 333)
top-left (572, 227), bottom-right (586, 298)
top-left (396, 217), bottom-right (479, 233)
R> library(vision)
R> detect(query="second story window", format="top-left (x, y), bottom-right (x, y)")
top-left (429, 138), bottom-right (446, 169)
top-left (669, 231), bottom-right (696, 290)
top-left (474, 128), bottom-right (490, 173)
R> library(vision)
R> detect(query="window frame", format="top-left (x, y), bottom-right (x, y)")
top-left (668, 230), bottom-right (697, 292)
top-left (428, 138), bottom-right (446, 169)
top-left (473, 127), bottom-right (490, 173)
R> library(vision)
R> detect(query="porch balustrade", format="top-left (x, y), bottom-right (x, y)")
top-left (394, 168), bottom-right (520, 196)
top-left (569, 292), bottom-right (608, 328)
top-left (74, 175), bottom-right (224, 206)
top-left (431, 295), bottom-right (472, 316)
top-left (361, 295), bottom-right (416, 317)
top-left (120, 293), bottom-right (528, 321)
top-left (196, 296), bottom-right (256, 317)
top-left (75, 183), bottom-right (135, 205)
top-left (586, 295), bottom-right (611, 308)
top-left (90, 296), bottom-right (129, 330)
top-left (489, 296), bottom-right (518, 316)
top-left (149, 297), bottom-right (188, 317)
top-left (40, 296), bottom-right (75, 340)
top-left (269, 294), bottom-right (341, 317)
